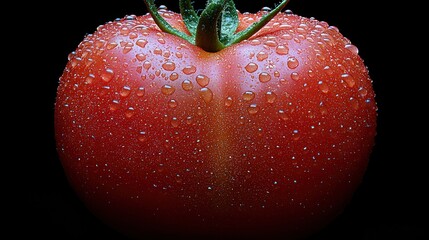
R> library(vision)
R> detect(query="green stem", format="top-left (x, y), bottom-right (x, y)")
top-left (195, 0), bottom-right (227, 52)
top-left (179, 0), bottom-right (198, 36)
top-left (142, 0), bottom-right (290, 52)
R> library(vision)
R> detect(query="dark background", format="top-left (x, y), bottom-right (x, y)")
top-left (21, 0), bottom-right (427, 239)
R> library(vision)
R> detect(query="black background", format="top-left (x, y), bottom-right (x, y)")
top-left (20, 0), bottom-right (427, 239)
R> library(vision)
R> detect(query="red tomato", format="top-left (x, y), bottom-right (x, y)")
top-left (55, 0), bottom-right (376, 239)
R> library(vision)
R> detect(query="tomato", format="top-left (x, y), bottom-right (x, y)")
top-left (54, 0), bottom-right (377, 239)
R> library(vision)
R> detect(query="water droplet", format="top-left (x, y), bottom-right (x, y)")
top-left (143, 61), bottom-right (151, 70)
top-left (169, 72), bottom-right (179, 81)
top-left (257, 128), bottom-right (264, 137)
top-left (318, 81), bottom-right (329, 93)
top-left (136, 53), bottom-right (146, 61)
top-left (225, 96), bottom-right (233, 107)
top-left (85, 58), bottom-right (94, 68)
top-left (291, 72), bottom-right (300, 81)
top-left (158, 5), bottom-right (168, 10)
top-left (358, 87), bottom-right (368, 97)
top-left (257, 51), bottom-right (268, 61)
top-left (153, 48), bottom-right (162, 55)
top-left (281, 33), bottom-right (293, 40)
top-left (287, 57), bottom-right (299, 69)
top-left (261, 6), bottom-right (272, 11)
top-left (276, 45), bottom-right (289, 55)
top-left (259, 72), bottom-right (271, 83)
top-left (250, 39), bottom-right (261, 45)
top-left (298, 23), bottom-right (308, 29)
top-left (181, 80), bottom-right (193, 91)
top-left (125, 107), bottom-right (135, 118)
top-left (120, 86), bottom-right (131, 97)
top-left (101, 69), bottom-right (114, 82)
top-left (238, 116), bottom-right (245, 125)
top-left (279, 23), bottom-right (292, 30)
top-left (186, 116), bottom-right (193, 124)
top-left (321, 33), bottom-right (334, 44)
top-left (136, 39), bottom-right (148, 48)
top-left (94, 40), bottom-right (105, 49)
top-left (183, 65), bottom-right (197, 75)
top-left (319, 102), bottom-right (328, 115)
top-left (125, 15), bottom-right (137, 20)
top-left (345, 44), bottom-right (359, 55)
top-left (120, 27), bottom-right (130, 36)
top-left (196, 74), bottom-right (210, 87)
top-left (171, 117), bottom-right (179, 127)
top-left (308, 69), bottom-right (315, 78)
top-left (85, 74), bottom-right (95, 84)
top-left (324, 66), bottom-right (334, 75)
top-left (99, 86), bottom-right (110, 96)
top-left (337, 64), bottom-right (347, 72)
top-left (138, 131), bottom-right (147, 142)
top-left (109, 100), bottom-right (120, 111)
top-left (248, 104), bottom-right (259, 114)
top-left (158, 38), bottom-right (166, 44)
top-left (265, 92), bottom-right (277, 103)
top-left (123, 61), bottom-right (130, 69)
top-left (68, 51), bottom-right (76, 61)
top-left (123, 45), bottom-right (133, 54)
top-left (279, 78), bottom-right (288, 85)
top-left (161, 84), bottom-right (175, 95)
top-left (175, 52), bottom-right (183, 58)
top-left (243, 91), bottom-right (255, 101)
top-left (135, 65), bottom-right (144, 75)
top-left (306, 36), bottom-right (315, 43)
top-left (162, 61), bottom-right (176, 71)
top-left (350, 97), bottom-right (359, 110)
top-left (292, 129), bottom-right (300, 140)
top-left (316, 54), bottom-right (326, 61)
top-left (168, 99), bottom-right (178, 108)
top-left (163, 50), bottom-right (171, 58)
top-left (278, 110), bottom-right (288, 120)
top-left (199, 88), bottom-right (213, 103)
top-left (129, 32), bottom-right (138, 39)
top-left (245, 63), bottom-right (258, 73)
top-left (342, 73), bottom-right (355, 88)
top-left (136, 87), bottom-right (145, 97)
top-left (106, 42), bottom-right (118, 50)
top-left (265, 40), bottom-right (277, 47)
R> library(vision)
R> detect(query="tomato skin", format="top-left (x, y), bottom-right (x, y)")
top-left (55, 11), bottom-right (376, 239)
